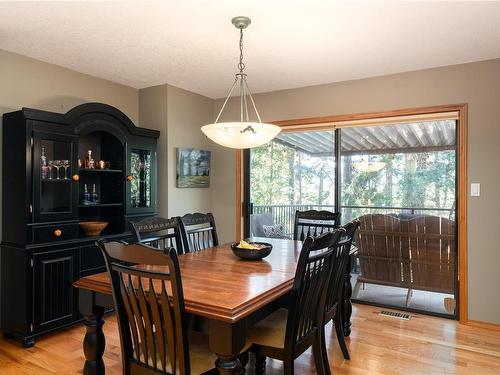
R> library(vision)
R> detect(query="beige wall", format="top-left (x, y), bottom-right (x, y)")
top-left (0, 49), bottom-right (138, 122)
top-left (165, 85), bottom-right (214, 218)
top-left (214, 59), bottom-right (500, 324)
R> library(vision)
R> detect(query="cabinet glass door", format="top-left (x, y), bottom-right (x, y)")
top-left (33, 132), bottom-right (77, 222)
top-left (126, 146), bottom-right (156, 214)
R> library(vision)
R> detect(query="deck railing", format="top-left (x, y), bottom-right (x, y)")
top-left (252, 204), bottom-right (454, 236)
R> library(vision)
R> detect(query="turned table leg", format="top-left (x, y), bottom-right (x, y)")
top-left (341, 253), bottom-right (354, 337)
top-left (209, 319), bottom-right (246, 375)
top-left (79, 289), bottom-right (108, 375)
top-left (83, 306), bottom-right (106, 375)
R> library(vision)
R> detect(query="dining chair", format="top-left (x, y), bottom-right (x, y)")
top-left (178, 213), bottom-right (219, 252)
top-left (96, 239), bottom-right (217, 375)
top-left (293, 210), bottom-right (341, 241)
top-left (130, 216), bottom-right (184, 254)
top-left (246, 229), bottom-right (345, 375)
top-left (321, 219), bottom-right (360, 367)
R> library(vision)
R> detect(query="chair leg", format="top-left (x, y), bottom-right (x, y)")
top-left (320, 327), bottom-right (332, 375)
top-left (239, 351), bottom-right (249, 374)
top-left (312, 325), bottom-right (331, 375)
top-left (255, 353), bottom-right (266, 375)
top-left (283, 357), bottom-right (295, 375)
top-left (334, 314), bottom-right (350, 360)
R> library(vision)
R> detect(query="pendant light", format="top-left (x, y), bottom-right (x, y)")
top-left (201, 16), bottom-right (281, 149)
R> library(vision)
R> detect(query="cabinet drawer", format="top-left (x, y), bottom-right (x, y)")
top-left (80, 245), bottom-right (105, 275)
top-left (32, 223), bottom-right (79, 243)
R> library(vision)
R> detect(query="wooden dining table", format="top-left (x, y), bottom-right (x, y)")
top-left (73, 237), bottom-right (355, 375)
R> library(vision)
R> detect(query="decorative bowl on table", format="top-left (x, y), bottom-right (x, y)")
top-left (231, 240), bottom-right (273, 261)
top-left (79, 221), bottom-right (108, 237)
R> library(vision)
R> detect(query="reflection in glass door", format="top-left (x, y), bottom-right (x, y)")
top-left (247, 130), bottom-right (335, 238)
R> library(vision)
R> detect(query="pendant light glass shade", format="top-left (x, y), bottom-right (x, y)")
top-left (201, 121), bottom-right (281, 149)
top-left (201, 16), bottom-right (281, 149)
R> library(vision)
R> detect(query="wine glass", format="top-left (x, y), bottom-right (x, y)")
top-left (61, 160), bottom-right (70, 179)
top-left (52, 160), bottom-right (61, 180)
top-left (47, 161), bottom-right (54, 180)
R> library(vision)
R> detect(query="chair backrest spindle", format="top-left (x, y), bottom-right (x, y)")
top-left (293, 210), bottom-right (341, 241)
top-left (178, 213), bottom-right (219, 253)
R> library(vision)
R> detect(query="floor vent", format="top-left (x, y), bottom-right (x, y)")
top-left (379, 310), bottom-right (411, 320)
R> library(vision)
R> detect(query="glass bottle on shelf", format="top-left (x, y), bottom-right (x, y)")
top-left (41, 145), bottom-right (49, 180)
top-left (92, 184), bottom-right (99, 204)
top-left (82, 184), bottom-right (91, 205)
top-left (84, 150), bottom-right (95, 169)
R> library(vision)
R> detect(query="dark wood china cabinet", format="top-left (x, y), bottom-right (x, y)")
top-left (1, 103), bottom-right (159, 346)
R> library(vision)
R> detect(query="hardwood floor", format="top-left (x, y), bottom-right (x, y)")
top-left (1, 304), bottom-right (499, 374)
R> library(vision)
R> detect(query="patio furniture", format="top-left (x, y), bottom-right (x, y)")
top-left (250, 213), bottom-right (275, 237)
top-left (354, 214), bottom-right (456, 305)
top-left (293, 210), bottom-right (341, 241)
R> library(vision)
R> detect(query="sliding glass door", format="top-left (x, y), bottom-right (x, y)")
top-left (244, 115), bottom-right (459, 318)
top-left (341, 120), bottom-right (457, 317)
top-left (246, 130), bottom-right (335, 238)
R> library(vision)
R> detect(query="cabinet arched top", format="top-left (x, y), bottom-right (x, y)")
top-left (21, 102), bottom-right (160, 139)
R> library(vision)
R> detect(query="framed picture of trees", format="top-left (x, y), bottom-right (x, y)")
top-left (176, 147), bottom-right (211, 188)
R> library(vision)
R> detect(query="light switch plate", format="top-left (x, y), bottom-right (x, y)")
top-left (471, 183), bottom-right (480, 197)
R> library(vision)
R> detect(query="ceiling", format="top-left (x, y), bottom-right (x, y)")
top-left (1, 1), bottom-right (500, 98)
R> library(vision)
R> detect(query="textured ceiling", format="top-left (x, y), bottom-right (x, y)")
top-left (1, 1), bottom-right (500, 98)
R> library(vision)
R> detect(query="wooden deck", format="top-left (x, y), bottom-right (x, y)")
top-left (0, 304), bottom-right (499, 374)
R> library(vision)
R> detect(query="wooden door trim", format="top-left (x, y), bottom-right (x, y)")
top-left (236, 103), bottom-right (468, 323)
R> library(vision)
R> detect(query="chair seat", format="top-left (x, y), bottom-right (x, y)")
top-left (246, 308), bottom-right (288, 350)
top-left (140, 331), bottom-right (216, 374)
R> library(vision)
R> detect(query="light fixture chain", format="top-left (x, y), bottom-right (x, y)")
top-left (238, 27), bottom-right (245, 73)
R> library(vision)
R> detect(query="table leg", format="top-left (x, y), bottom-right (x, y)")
top-left (341, 254), bottom-right (353, 337)
top-left (79, 289), bottom-right (107, 375)
top-left (83, 306), bottom-right (106, 375)
top-left (209, 319), bottom-right (246, 375)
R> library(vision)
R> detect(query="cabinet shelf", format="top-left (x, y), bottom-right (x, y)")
top-left (78, 168), bottom-right (123, 173)
top-left (78, 203), bottom-right (123, 208)
top-left (41, 179), bottom-right (71, 183)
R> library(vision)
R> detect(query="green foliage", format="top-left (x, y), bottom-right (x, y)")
top-left (251, 140), bottom-right (456, 218)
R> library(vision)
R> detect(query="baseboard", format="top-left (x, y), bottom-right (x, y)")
top-left (467, 320), bottom-right (500, 331)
